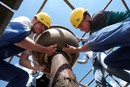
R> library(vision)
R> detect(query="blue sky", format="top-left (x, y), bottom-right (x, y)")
top-left (1, 0), bottom-right (130, 87)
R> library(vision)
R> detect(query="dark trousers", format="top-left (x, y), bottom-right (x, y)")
top-left (0, 60), bottom-right (29, 87)
top-left (104, 46), bottom-right (130, 70)
top-left (36, 74), bottom-right (50, 87)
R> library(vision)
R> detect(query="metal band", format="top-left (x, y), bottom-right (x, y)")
top-left (0, 1), bottom-right (15, 12)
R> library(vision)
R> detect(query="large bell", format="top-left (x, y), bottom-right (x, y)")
top-left (32, 25), bottom-right (79, 73)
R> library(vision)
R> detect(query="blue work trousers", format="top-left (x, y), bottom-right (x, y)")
top-left (104, 46), bottom-right (130, 70)
top-left (0, 59), bottom-right (29, 87)
top-left (97, 52), bottom-right (130, 83)
top-left (93, 58), bottom-right (112, 87)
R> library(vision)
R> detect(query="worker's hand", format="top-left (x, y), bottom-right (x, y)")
top-left (46, 44), bottom-right (57, 55)
top-left (62, 44), bottom-right (77, 53)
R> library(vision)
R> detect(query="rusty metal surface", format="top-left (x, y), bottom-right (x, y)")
top-left (49, 53), bottom-right (79, 87)
top-left (32, 25), bottom-right (79, 73)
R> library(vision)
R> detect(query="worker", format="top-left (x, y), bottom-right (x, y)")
top-left (62, 7), bottom-right (130, 82)
top-left (77, 38), bottom-right (112, 86)
top-left (0, 12), bottom-right (56, 87)
top-left (78, 51), bottom-right (112, 87)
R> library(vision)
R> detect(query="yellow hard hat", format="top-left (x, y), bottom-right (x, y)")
top-left (70, 7), bottom-right (87, 28)
top-left (35, 12), bottom-right (51, 28)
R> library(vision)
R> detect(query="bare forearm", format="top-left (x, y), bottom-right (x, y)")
top-left (15, 37), bottom-right (47, 53)
top-left (19, 52), bottom-right (41, 71)
top-left (19, 58), bottom-right (40, 71)
top-left (77, 44), bottom-right (90, 52)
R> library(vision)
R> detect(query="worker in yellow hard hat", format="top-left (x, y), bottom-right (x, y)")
top-left (0, 12), bottom-right (56, 87)
top-left (35, 12), bottom-right (51, 28)
top-left (70, 7), bottom-right (91, 33)
top-left (32, 12), bottom-right (51, 34)
top-left (62, 7), bottom-right (130, 84)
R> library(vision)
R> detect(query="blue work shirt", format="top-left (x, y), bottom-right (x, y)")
top-left (0, 22), bottom-right (31, 59)
top-left (87, 17), bottom-right (130, 51)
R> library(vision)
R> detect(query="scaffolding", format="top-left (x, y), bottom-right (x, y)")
top-left (0, 0), bottom-right (130, 87)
